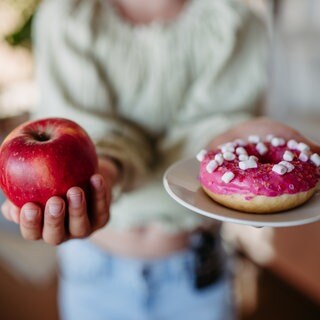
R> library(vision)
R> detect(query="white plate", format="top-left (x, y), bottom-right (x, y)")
top-left (163, 158), bottom-right (320, 228)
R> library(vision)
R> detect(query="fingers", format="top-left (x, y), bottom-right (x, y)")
top-left (66, 187), bottom-right (90, 238)
top-left (20, 203), bottom-right (42, 241)
top-left (43, 197), bottom-right (66, 245)
top-left (19, 190), bottom-right (92, 245)
top-left (1, 176), bottom-right (111, 244)
top-left (90, 174), bottom-right (110, 231)
top-left (1, 200), bottom-right (20, 223)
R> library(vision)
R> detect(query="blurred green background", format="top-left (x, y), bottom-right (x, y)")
top-left (4, 0), bottom-right (41, 46)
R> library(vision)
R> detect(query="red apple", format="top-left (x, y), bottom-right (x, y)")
top-left (0, 117), bottom-right (98, 209)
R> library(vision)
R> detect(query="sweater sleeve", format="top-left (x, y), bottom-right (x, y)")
top-left (32, 0), bottom-right (156, 190)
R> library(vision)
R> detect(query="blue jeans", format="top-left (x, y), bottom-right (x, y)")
top-left (58, 240), bottom-right (235, 320)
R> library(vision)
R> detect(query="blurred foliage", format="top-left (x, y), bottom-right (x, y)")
top-left (5, 0), bottom-right (41, 46)
top-left (5, 15), bottom-right (34, 47)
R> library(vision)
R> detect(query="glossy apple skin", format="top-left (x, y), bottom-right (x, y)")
top-left (0, 118), bottom-right (98, 209)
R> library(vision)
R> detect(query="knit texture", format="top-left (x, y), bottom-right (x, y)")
top-left (32, 0), bottom-right (267, 232)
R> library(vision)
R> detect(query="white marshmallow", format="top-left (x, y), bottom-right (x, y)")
top-left (256, 142), bottom-right (268, 155)
top-left (279, 138), bottom-right (286, 146)
top-left (238, 154), bottom-right (249, 161)
top-left (221, 145), bottom-right (235, 153)
top-left (287, 139), bottom-right (298, 150)
top-left (206, 160), bottom-right (219, 173)
top-left (225, 142), bottom-right (236, 148)
top-left (214, 153), bottom-right (224, 165)
top-left (271, 137), bottom-right (286, 147)
top-left (249, 155), bottom-right (259, 162)
top-left (272, 164), bottom-right (287, 175)
top-left (310, 153), bottom-right (320, 167)
top-left (196, 149), bottom-right (207, 162)
top-left (239, 160), bottom-right (258, 170)
top-left (283, 150), bottom-right (294, 162)
top-left (266, 134), bottom-right (274, 142)
top-left (297, 142), bottom-right (310, 152)
top-left (223, 152), bottom-right (236, 161)
top-left (219, 142), bottom-right (235, 153)
top-left (279, 161), bottom-right (294, 172)
top-left (299, 152), bottom-right (309, 162)
top-left (248, 135), bottom-right (260, 144)
top-left (235, 147), bottom-right (247, 155)
top-left (221, 171), bottom-right (235, 184)
top-left (233, 139), bottom-right (246, 147)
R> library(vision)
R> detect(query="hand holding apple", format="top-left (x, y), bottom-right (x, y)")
top-left (0, 118), bottom-right (120, 245)
top-left (0, 117), bottom-right (98, 208)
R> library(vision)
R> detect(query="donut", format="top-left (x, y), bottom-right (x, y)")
top-left (197, 135), bottom-right (320, 213)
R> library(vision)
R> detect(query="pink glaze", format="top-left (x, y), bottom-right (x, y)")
top-left (200, 142), bottom-right (320, 197)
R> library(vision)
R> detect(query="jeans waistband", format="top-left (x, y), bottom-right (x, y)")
top-left (58, 229), bottom-right (225, 283)
top-left (58, 239), bottom-right (195, 282)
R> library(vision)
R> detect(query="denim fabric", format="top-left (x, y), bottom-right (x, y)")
top-left (58, 240), bottom-right (235, 320)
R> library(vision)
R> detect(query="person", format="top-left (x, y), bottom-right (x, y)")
top-left (1, 0), bottom-right (303, 319)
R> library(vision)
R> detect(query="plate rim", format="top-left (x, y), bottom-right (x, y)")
top-left (163, 158), bottom-right (320, 228)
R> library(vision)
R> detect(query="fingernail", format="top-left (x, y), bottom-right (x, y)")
top-left (91, 176), bottom-right (103, 189)
top-left (69, 192), bottom-right (82, 208)
top-left (24, 208), bottom-right (38, 221)
top-left (49, 203), bottom-right (63, 217)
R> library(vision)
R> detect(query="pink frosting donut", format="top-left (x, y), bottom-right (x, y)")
top-left (198, 136), bottom-right (320, 213)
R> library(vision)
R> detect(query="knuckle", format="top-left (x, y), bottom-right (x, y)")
top-left (43, 224), bottom-right (65, 243)
top-left (45, 236), bottom-right (64, 246)
top-left (76, 233), bottom-right (89, 240)
top-left (95, 187), bottom-right (107, 201)
top-left (45, 218), bottom-right (63, 229)
top-left (45, 212), bottom-right (65, 228)
top-left (43, 230), bottom-right (65, 246)
top-left (100, 212), bottom-right (110, 226)
top-left (94, 212), bottom-right (109, 230)
top-left (22, 220), bottom-right (40, 231)
top-left (72, 226), bottom-right (90, 239)
top-left (96, 198), bottom-right (108, 214)
top-left (69, 207), bottom-right (86, 218)
top-left (23, 233), bottom-right (41, 241)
